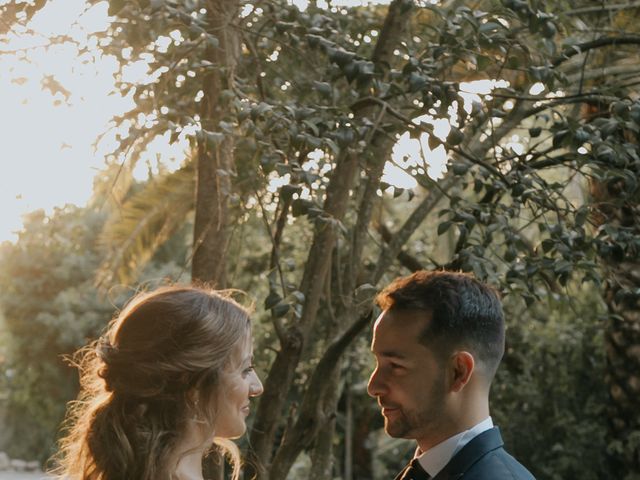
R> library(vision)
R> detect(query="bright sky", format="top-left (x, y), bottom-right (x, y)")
top-left (0, 0), bottom-right (497, 243)
top-left (0, 0), bottom-right (126, 242)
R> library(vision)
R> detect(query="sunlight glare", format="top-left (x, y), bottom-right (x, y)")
top-left (131, 132), bottom-right (188, 181)
top-left (459, 79), bottom-right (509, 114)
top-left (529, 82), bottom-right (545, 95)
top-left (0, 0), bottom-right (128, 242)
top-left (384, 78), bottom-right (510, 190)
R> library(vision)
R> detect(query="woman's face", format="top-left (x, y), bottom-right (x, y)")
top-left (215, 333), bottom-right (263, 439)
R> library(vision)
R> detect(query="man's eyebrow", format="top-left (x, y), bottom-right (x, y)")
top-left (377, 351), bottom-right (407, 360)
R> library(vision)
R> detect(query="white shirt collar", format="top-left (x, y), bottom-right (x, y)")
top-left (415, 417), bottom-right (494, 478)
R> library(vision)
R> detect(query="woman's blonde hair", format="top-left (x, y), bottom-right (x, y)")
top-left (53, 285), bottom-right (251, 480)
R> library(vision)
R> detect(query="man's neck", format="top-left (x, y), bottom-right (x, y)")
top-left (417, 402), bottom-right (490, 452)
top-left (414, 417), bottom-right (494, 479)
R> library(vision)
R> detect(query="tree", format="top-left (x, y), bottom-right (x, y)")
top-left (85, 0), bottom-right (640, 477)
top-left (0, 207), bottom-right (113, 461)
top-left (1, 0), bottom-right (639, 477)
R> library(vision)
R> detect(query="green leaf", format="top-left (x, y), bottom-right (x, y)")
top-left (479, 22), bottom-right (502, 33)
top-left (290, 290), bottom-right (305, 304)
top-left (541, 21), bottom-right (557, 39)
top-left (313, 81), bottom-right (332, 98)
top-left (438, 221), bottom-right (452, 235)
top-left (251, 102), bottom-right (273, 120)
top-left (280, 184), bottom-right (302, 201)
top-left (272, 302), bottom-right (291, 318)
top-left (342, 61), bottom-right (358, 83)
top-left (511, 183), bottom-right (526, 197)
top-left (306, 34), bottom-right (323, 49)
top-left (552, 130), bottom-right (569, 148)
top-left (575, 206), bottom-right (589, 228)
top-left (409, 72), bottom-right (428, 92)
top-left (477, 55), bottom-right (492, 70)
top-left (324, 138), bottom-right (340, 155)
top-left (428, 134), bottom-right (442, 150)
top-left (205, 131), bottom-right (225, 147)
top-left (447, 126), bottom-right (464, 145)
top-left (219, 120), bottom-right (234, 133)
top-left (452, 163), bottom-right (469, 175)
top-left (504, 246), bottom-right (517, 262)
top-left (206, 35), bottom-right (219, 48)
top-left (336, 127), bottom-right (355, 148)
top-left (264, 291), bottom-right (282, 310)
top-left (292, 199), bottom-right (314, 217)
top-left (329, 47), bottom-right (356, 67)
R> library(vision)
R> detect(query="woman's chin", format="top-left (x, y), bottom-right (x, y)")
top-left (216, 423), bottom-right (247, 440)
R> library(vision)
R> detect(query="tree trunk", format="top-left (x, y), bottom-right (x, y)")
top-left (192, 1), bottom-right (240, 478)
top-left (247, 150), bottom-right (359, 479)
top-left (353, 402), bottom-right (375, 480)
top-left (309, 368), bottom-right (342, 480)
top-left (343, 380), bottom-right (353, 480)
top-left (246, 2), bottom-right (416, 477)
top-left (192, 0), bottom-right (241, 287)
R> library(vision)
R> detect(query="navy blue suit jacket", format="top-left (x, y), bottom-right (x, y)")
top-left (397, 427), bottom-right (536, 480)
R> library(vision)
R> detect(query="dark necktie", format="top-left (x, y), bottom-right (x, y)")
top-left (399, 458), bottom-right (431, 480)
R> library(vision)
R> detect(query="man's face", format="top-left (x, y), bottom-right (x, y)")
top-left (367, 309), bottom-right (449, 448)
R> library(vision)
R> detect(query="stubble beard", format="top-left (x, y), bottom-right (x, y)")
top-left (384, 376), bottom-right (447, 441)
top-left (384, 407), bottom-right (430, 439)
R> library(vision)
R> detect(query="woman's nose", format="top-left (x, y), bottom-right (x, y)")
top-left (250, 372), bottom-right (264, 397)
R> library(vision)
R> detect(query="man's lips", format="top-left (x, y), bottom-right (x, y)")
top-left (380, 404), bottom-right (401, 416)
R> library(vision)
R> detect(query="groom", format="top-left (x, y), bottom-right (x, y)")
top-left (368, 270), bottom-right (535, 479)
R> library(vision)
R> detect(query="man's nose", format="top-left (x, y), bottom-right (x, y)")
top-left (367, 368), bottom-right (386, 398)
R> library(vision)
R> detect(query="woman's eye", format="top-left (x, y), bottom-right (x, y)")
top-left (243, 365), bottom-right (255, 375)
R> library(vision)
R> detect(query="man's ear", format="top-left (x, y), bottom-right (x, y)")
top-left (449, 351), bottom-right (474, 393)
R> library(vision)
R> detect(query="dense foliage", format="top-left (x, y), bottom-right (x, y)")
top-left (0, 207), bottom-right (112, 461)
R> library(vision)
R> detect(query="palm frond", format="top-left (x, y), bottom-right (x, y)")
top-left (96, 162), bottom-right (195, 288)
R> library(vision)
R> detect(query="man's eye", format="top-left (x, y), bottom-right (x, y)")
top-left (390, 363), bottom-right (405, 370)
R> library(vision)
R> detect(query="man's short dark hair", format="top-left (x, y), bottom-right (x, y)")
top-left (376, 270), bottom-right (505, 380)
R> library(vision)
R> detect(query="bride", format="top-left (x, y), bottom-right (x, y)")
top-left (53, 285), bottom-right (263, 480)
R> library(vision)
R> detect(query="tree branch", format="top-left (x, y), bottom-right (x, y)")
top-left (373, 179), bottom-right (453, 282)
top-left (376, 224), bottom-right (425, 273)
top-left (564, 2), bottom-right (640, 16)
top-left (268, 310), bottom-right (373, 480)
top-left (552, 36), bottom-right (640, 68)
top-left (255, 192), bottom-right (288, 343)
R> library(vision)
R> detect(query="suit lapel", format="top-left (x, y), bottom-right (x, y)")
top-left (394, 463), bottom-right (411, 480)
top-left (431, 427), bottom-right (504, 480)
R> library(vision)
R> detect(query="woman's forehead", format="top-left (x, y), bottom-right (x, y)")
top-left (226, 331), bottom-right (253, 367)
